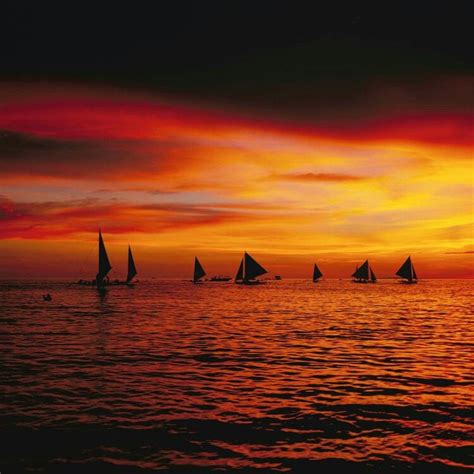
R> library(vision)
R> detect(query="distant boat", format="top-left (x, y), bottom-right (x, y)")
top-left (126, 245), bottom-right (138, 285)
top-left (193, 257), bottom-right (206, 283)
top-left (96, 229), bottom-right (112, 289)
top-left (235, 252), bottom-right (267, 285)
top-left (76, 230), bottom-right (112, 287)
top-left (313, 263), bottom-right (323, 282)
top-left (275, 275), bottom-right (282, 280)
top-left (76, 232), bottom-right (138, 288)
top-left (396, 256), bottom-right (418, 284)
top-left (352, 259), bottom-right (377, 283)
top-left (210, 275), bottom-right (232, 282)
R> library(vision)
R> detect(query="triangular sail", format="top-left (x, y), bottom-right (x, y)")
top-left (396, 256), bottom-right (414, 280)
top-left (370, 268), bottom-right (377, 281)
top-left (352, 260), bottom-right (369, 280)
top-left (244, 252), bottom-right (267, 280)
top-left (96, 230), bottom-right (112, 285)
top-left (313, 263), bottom-right (323, 281)
top-left (235, 258), bottom-right (244, 281)
top-left (126, 245), bottom-right (137, 283)
top-left (193, 257), bottom-right (206, 282)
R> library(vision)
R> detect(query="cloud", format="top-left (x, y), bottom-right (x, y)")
top-left (445, 250), bottom-right (474, 254)
top-left (0, 195), bottom-right (273, 240)
top-left (0, 129), bottom-right (195, 181)
top-left (273, 172), bottom-right (368, 182)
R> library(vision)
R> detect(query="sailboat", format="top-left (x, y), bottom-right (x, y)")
top-left (234, 252), bottom-right (267, 285)
top-left (76, 230), bottom-right (112, 287)
top-left (352, 259), bottom-right (377, 283)
top-left (125, 245), bottom-right (137, 285)
top-left (96, 230), bottom-right (112, 290)
top-left (396, 256), bottom-right (418, 284)
top-left (210, 275), bottom-right (232, 282)
top-left (313, 263), bottom-right (323, 282)
top-left (77, 231), bottom-right (138, 288)
top-left (193, 257), bottom-right (206, 283)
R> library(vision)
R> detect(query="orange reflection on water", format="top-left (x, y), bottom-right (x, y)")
top-left (0, 279), bottom-right (473, 472)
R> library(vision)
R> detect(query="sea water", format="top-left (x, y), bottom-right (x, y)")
top-left (0, 279), bottom-right (472, 472)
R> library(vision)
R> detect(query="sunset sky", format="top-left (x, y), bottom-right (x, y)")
top-left (0, 4), bottom-right (472, 278)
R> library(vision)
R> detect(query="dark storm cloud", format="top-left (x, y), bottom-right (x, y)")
top-left (1, 3), bottom-right (472, 116)
top-left (0, 130), bottom-right (191, 180)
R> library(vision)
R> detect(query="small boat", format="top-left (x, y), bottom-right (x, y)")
top-left (234, 252), bottom-right (267, 285)
top-left (396, 256), bottom-right (418, 284)
top-left (352, 259), bottom-right (377, 283)
top-left (125, 245), bottom-right (137, 285)
top-left (275, 275), bottom-right (282, 280)
top-left (76, 230), bottom-right (112, 287)
top-left (193, 257), bottom-right (206, 283)
top-left (95, 230), bottom-right (112, 291)
top-left (312, 263), bottom-right (323, 282)
top-left (77, 233), bottom-right (138, 288)
top-left (210, 275), bottom-right (232, 282)
top-left (42, 294), bottom-right (52, 301)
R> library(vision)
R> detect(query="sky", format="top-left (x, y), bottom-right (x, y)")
top-left (0, 4), bottom-right (473, 279)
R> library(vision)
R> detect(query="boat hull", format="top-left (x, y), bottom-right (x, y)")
top-left (74, 280), bottom-right (136, 287)
top-left (235, 280), bottom-right (265, 285)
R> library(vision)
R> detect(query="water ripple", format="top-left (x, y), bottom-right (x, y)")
top-left (0, 279), bottom-right (473, 472)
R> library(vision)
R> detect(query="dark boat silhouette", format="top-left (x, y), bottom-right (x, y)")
top-left (107, 244), bottom-right (138, 286)
top-left (124, 245), bottom-right (138, 286)
top-left (274, 275), bottom-right (282, 280)
top-left (396, 256), bottom-right (418, 284)
top-left (234, 252), bottom-right (267, 285)
top-left (210, 275), bottom-right (232, 282)
top-left (313, 263), bottom-right (323, 282)
top-left (193, 257), bottom-right (206, 283)
top-left (95, 229), bottom-right (112, 291)
top-left (352, 259), bottom-right (377, 283)
top-left (76, 231), bottom-right (137, 288)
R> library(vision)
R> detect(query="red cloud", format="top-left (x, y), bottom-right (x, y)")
top-left (0, 195), bottom-right (269, 240)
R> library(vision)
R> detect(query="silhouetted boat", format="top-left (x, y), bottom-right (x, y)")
top-left (396, 256), bottom-right (418, 284)
top-left (76, 232), bottom-right (138, 288)
top-left (352, 259), bottom-right (377, 283)
top-left (193, 257), bottom-right (206, 283)
top-left (313, 263), bottom-right (323, 282)
top-left (210, 275), bottom-right (232, 282)
top-left (105, 244), bottom-right (138, 286)
top-left (96, 230), bottom-right (112, 290)
top-left (125, 245), bottom-right (138, 285)
top-left (275, 275), bottom-right (282, 280)
top-left (76, 230), bottom-right (112, 287)
top-left (235, 252), bottom-right (267, 285)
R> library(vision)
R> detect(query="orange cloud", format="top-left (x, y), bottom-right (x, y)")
top-left (274, 173), bottom-right (368, 182)
top-left (0, 82), bottom-right (473, 278)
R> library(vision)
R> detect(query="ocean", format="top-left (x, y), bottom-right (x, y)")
top-left (1, 279), bottom-right (472, 473)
